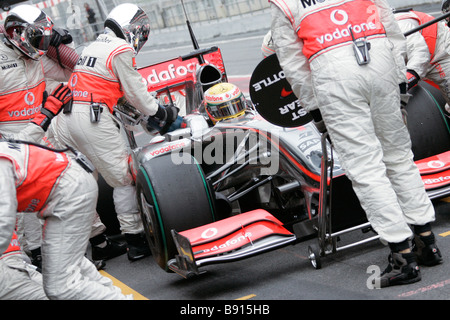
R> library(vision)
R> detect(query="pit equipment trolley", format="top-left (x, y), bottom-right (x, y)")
top-left (307, 132), bottom-right (380, 269)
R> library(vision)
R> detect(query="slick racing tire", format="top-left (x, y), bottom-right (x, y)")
top-left (136, 153), bottom-right (216, 271)
top-left (406, 84), bottom-right (450, 160)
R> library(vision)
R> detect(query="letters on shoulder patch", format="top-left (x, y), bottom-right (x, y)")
top-left (300, 0), bottom-right (327, 9)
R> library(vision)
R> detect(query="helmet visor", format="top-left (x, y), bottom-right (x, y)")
top-left (444, 1), bottom-right (450, 26)
top-left (131, 18), bottom-right (150, 53)
top-left (5, 16), bottom-right (52, 60)
top-left (443, 0), bottom-right (450, 24)
top-left (107, 4), bottom-right (150, 54)
top-left (444, 0), bottom-right (450, 12)
top-left (206, 94), bottom-right (246, 121)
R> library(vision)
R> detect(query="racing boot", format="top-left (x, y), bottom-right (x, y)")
top-left (90, 233), bottom-right (127, 261)
top-left (125, 233), bottom-right (151, 261)
top-left (375, 252), bottom-right (421, 288)
top-left (412, 232), bottom-right (443, 267)
top-left (93, 259), bottom-right (106, 270)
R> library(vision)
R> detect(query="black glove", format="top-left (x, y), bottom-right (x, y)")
top-left (50, 28), bottom-right (73, 47)
top-left (406, 69), bottom-right (420, 91)
top-left (149, 104), bottom-right (179, 135)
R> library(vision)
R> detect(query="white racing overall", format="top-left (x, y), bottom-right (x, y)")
top-left (0, 142), bottom-right (130, 299)
top-left (0, 232), bottom-right (48, 300)
top-left (395, 10), bottom-right (450, 103)
top-left (0, 36), bottom-right (106, 252)
top-left (270, 0), bottom-right (435, 244)
top-left (53, 30), bottom-right (160, 234)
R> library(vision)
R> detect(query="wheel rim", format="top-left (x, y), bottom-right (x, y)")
top-left (139, 190), bottom-right (167, 265)
top-left (140, 192), bottom-right (157, 248)
top-left (308, 247), bottom-right (318, 268)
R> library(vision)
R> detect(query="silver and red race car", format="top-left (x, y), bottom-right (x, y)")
top-left (101, 39), bottom-right (450, 278)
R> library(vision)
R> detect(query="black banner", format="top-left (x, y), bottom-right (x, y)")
top-left (249, 54), bottom-right (312, 127)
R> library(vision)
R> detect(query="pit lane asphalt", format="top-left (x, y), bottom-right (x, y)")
top-left (97, 4), bottom-right (450, 302)
top-left (95, 199), bottom-right (449, 301)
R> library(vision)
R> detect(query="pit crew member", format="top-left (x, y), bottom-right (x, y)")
top-left (269, 0), bottom-right (442, 288)
top-left (394, 9), bottom-right (450, 103)
top-left (0, 140), bottom-right (131, 299)
top-left (0, 4), bottom-right (125, 269)
top-left (0, 232), bottom-right (48, 300)
top-left (52, 3), bottom-right (179, 260)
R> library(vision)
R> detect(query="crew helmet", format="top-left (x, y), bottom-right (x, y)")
top-left (442, 0), bottom-right (450, 26)
top-left (443, 0), bottom-right (450, 12)
top-left (204, 83), bottom-right (247, 124)
top-left (4, 5), bottom-right (53, 60)
top-left (104, 3), bottom-right (150, 54)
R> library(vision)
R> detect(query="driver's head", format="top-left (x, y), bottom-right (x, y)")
top-left (4, 5), bottom-right (53, 60)
top-left (442, 0), bottom-right (450, 26)
top-left (204, 83), bottom-right (247, 124)
top-left (104, 3), bottom-right (150, 54)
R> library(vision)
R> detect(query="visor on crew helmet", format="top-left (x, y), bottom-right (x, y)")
top-left (442, 0), bottom-right (450, 26)
top-left (204, 83), bottom-right (247, 124)
top-left (104, 3), bottom-right (150, 54)
top-left (4, 5), bottom-right (53, 60)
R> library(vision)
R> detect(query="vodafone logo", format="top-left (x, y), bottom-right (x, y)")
top-left (428, 160), bottom-right (445, 169)
top-left (201, 228), bottom-right (218, 239)
top-left (148, 141), bottom-right (186, 157)
top-left (330, 10), bottom-right (348, 25)
top-left (424, 175), bottom-right (450, 185)
top-left (24, 92), bottom-right (35, 106)
top-left (200, 231), bottom-right (254, 254)
top-left (69, 74), bottom-right (89, 98)
top-left (316, 9), bottom-right (377, 45)
top-left (70, 74), bottom-right (78, 87)
top-left (146, 63), bottom-right (197, 85)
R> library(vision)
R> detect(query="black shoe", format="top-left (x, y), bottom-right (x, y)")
top-left (376, 252), bottom-right (421, 288)
top-left (91, 237), bottom-right (127, 261)
top-left (125, 233), bottom-right (151, 261)
top-left (412, 233), bottom-right (443, 266)
top-left (93, 259), bottom-right (106, 270)
top-left (84, 252), bottom-right (106, 270)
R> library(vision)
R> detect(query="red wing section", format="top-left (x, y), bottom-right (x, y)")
top-left (182, 209), bottom-right (293, 258)
top-left (168, 209), bottom-right (296, 278)
top-left (138, 49), bottom-right (226, 94)
top-left (417, 151), bottom-right (450, 199)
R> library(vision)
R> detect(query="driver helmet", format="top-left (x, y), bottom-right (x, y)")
top-left (104, 3), bottom-right (150, 54)
top-left (204, 83), bottom-right (247, 124)
top-left (4, 5), bottom-right (53, 60)
top-left (442, 0), bottom-right (450, 26)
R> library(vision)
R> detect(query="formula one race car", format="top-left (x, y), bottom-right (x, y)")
top-left (104, 38), bottom-right (450, 278)
top-left (93, 10), bottom-right (450, 276)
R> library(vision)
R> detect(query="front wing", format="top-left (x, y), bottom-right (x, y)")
top-left (418, 151), bottom-right (450, 199)
top-left (167, 209), bottom-right (297, 278)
